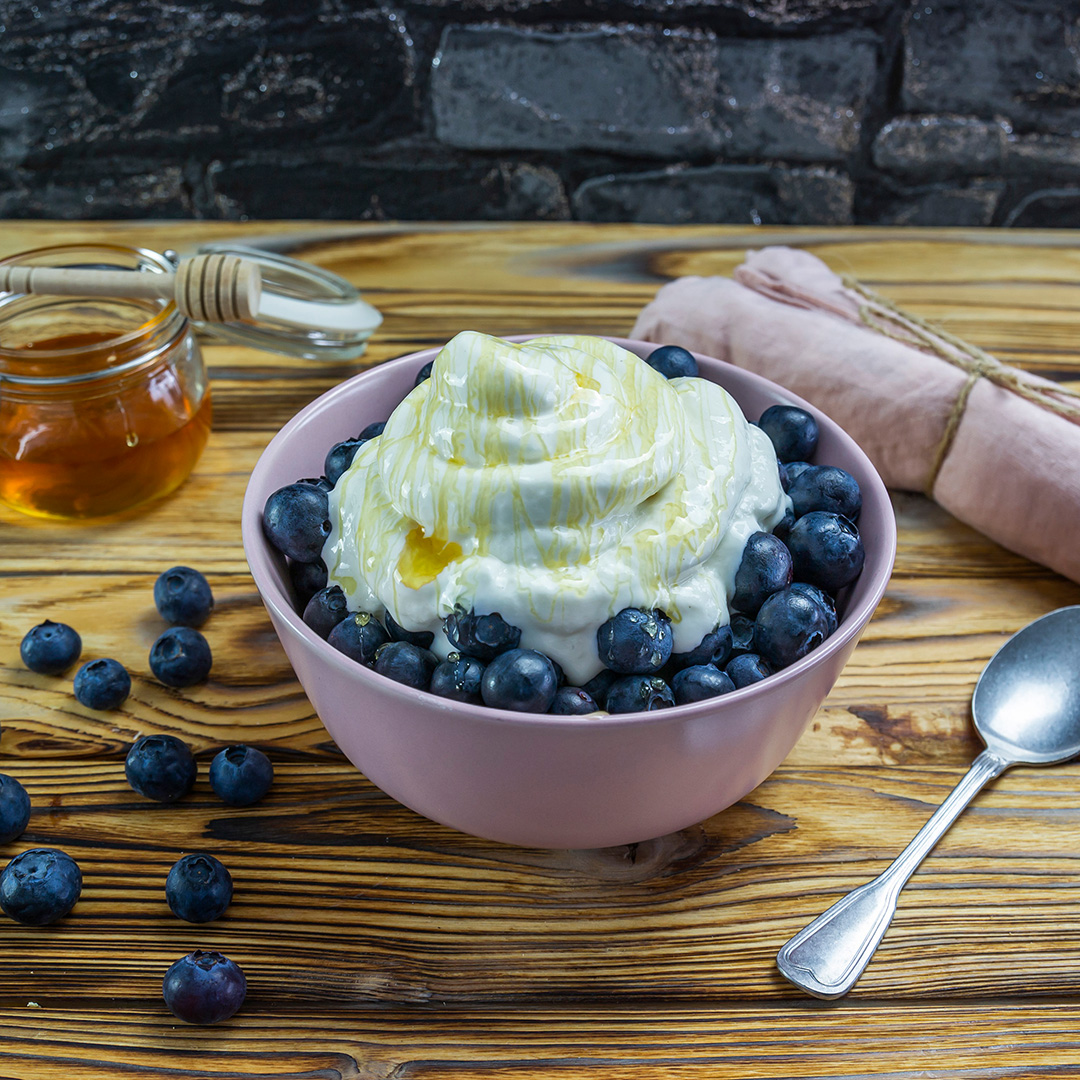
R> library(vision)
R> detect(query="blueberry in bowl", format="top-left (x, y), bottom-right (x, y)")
top-left (243, 335), bottom-right (895, 848)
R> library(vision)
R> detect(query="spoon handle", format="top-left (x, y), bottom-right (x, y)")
top-left (776, 748), bottom-right (1010, 999)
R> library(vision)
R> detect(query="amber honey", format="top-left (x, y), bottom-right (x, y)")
top-left (0, 244), bottom-right (211, 520)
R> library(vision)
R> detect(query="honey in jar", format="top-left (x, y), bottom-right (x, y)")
top-left (0, 245), bottom-right (210, 519)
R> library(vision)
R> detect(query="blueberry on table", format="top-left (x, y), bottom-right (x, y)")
top-left (581, 668), bottom-right (619, 710)
top-left (302, 585), bottom-right (349, 639)
top-left (732, 531), bottom-right (794, 616)
top-left (166, 853), bottom-right (233, 923)
top-left (788, 581), bottom-right (839, 636)
top-left (480, 649), bottom-right (559, 712)
top-left (262, 482), bottom-right (331, 563)
top-left (429, 654), bottom-right (486, 704)
top-left (0, 775), bottom-right (30, 845)
top-left (724, 653), bottom-right (771, 688)
top-left (668, 624), bottom-right (733, 672)
top-left (209, 745), bottom-right (274, 807)
top-left (125, 734), bottom-right (197, 803)
top-left (73, 658), bottom-right (131, 710)
top-left (162, 950), bottom-right (246, 1026)
top-left (150, 627), bottom-right (212, 688)
top-left (785, 512), bottom-right (865, 594)
top-left (327, 611), bottom-right (390, 666)
top-left (758, 405), bottom-right (819, 463)
top-left (753, 587), bottom-right (830, 670)
top-left (289, 558), bottom-right (328, 610)
top-left (605, 675), bottom-right (675, 714)
top-left (385, 611), bottom-right (435, 650)
top-left (444, 607), bottom-right (521, 663)
top-left (549, 686), bottom-right (599, 715)
top-left (154, 566), bottom-right (214, 628)
top-left (787, 465), bottom-right (862, 522)
top-left (324, 438), bottom-right (365, 487)
top-left (20, 620), bottom-right (82, 675)
top-left (0, 848), bottom-right (81, 925)
top-left (671, 665), bottom-right (736, 705)
top-left (597, 608), bottom-right (674, 675)
top-left (645, 344), bottom-right (699, 379)
top-left (374, 641), bottom-right (438, 690)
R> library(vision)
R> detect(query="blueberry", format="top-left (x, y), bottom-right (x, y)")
top-left (374, 641), bottom-right (438, 690)
top-left (480, 649), bottom-right (559, 712)
top-left (729, 614), bottom-right (756, 657)
top-left (0, 848), bottom-right (81, 925)
top-left (668, 624), bottom-right (733, 672)
top-left (444, 607), bottom-right (521, 663)
top-left (732, 531), bottom-right (794, 617)
top-left (414, 360), bottom-right (433, 386)
top-left (125, 734), bottom-right (197, 803)
top-left (20, 620), bottom-right (81, 675)
top-left (785, 512), bottom-right (865, 594)
top-left (209, 745), bottom-right (274, 807)
top-left (150, 627), bottom-right (212, 688)
top-left (671, 665), bottom-right (737, 705)
top-left (289, 558), bottom-right (328, 610)
top-left (0, 775), bottom-right (30, 844)
top-left (262, 482), bottom-right (331, 563)
top-left (327, 611), bottom-right (389, 665)
top-left (597, 608), bottom-right (674, 675)
top-left (605, 675), bottom-right (675, 714)
top-left (357, 421), bottom-right (386, 441)
top-left (153, 566), bottom-right (213, 627)
top-left (724, 653), bottom-right (771, 688)
top-left (773, 507), bottom-right (795, 543)
top-left (385, 611), bottom-right (435, 650)
top-left (758, 405), bottom-right (819, 463)
top-left (302, 585), bottom-right (349, 639)
top-left (429, 653), bottom-right (486, 704)
top-left (778, 460), bottom-right (813, 492)
top-left (787, 465), bottom-right (862, 522)
top-left (162, 950), bottom-right (246, 1025)
top-left (789, 581), bottom-right (839, 636)
top-left (581, 668), bottom-right (619, 710)
top-left (753, 587), bottom-right (830, 670)
top-left (550, 686), bottom-right (599, 715)
top-left (296, 475), bottom-right (332, 493)
top-left (73, 658), bottom-right (130, 710)
top-left (645, 344), bottom-right (698, 379)
top-left (166, 853), bottom-right (233, 923)
top-left (324, 438), bottom-right (366, 488)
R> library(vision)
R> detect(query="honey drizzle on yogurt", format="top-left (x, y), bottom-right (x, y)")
top-left (323, 332), bottom-right (790, 685)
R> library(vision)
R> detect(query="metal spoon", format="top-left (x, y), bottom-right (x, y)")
top-left (776, 605), bottom-right (1080, 999)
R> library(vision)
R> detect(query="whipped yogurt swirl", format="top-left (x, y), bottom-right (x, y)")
top-left (323, 332), bottom-right (789, 685)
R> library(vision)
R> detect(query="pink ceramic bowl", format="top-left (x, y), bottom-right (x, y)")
top-left (242, 336), bottom-right (896, 849)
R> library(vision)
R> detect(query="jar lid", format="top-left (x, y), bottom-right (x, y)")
top-left (190, 243), bottom-right (382, 361)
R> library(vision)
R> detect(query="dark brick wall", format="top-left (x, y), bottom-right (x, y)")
top-left (1, 0), bottom-right (1077, 225)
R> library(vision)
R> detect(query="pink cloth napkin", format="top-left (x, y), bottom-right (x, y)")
top-left (631, 246), bottom-right (1080, 585)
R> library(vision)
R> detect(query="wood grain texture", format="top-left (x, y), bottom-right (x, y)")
top-left (2, 222), bottom-right (1080, 1076)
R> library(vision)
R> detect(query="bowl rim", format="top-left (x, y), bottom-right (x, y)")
top-left (242, 334), bottom-right (897, 730)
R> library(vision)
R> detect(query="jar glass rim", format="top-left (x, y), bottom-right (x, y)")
top-left (0, 243), bottom-right (187, 384)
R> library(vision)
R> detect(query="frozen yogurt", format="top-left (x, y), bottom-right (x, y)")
top-left (322, 332), bottom-right (789, 685)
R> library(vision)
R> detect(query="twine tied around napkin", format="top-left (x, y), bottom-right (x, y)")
top-left (631, 245), bottom-right (1080, 584)
top-left (842, 277), bottom-right (1080, 497)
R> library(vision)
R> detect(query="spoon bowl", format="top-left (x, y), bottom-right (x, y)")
top-left (777, 605), bottom-right (1080, 998)
top-left (973, 606), bottom-right (1080, 764)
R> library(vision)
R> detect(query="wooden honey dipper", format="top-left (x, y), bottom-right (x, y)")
top-left (0, 253), bottom-right (262, 323)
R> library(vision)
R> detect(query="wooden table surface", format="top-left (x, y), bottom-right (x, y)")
top-left (2, 221), bottom-right (1080, 1078)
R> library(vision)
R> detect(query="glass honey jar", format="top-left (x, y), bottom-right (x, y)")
top-left (0, 240), bottom-right (383, 520)
top-left (0, 244), bottom-right (210, 519)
